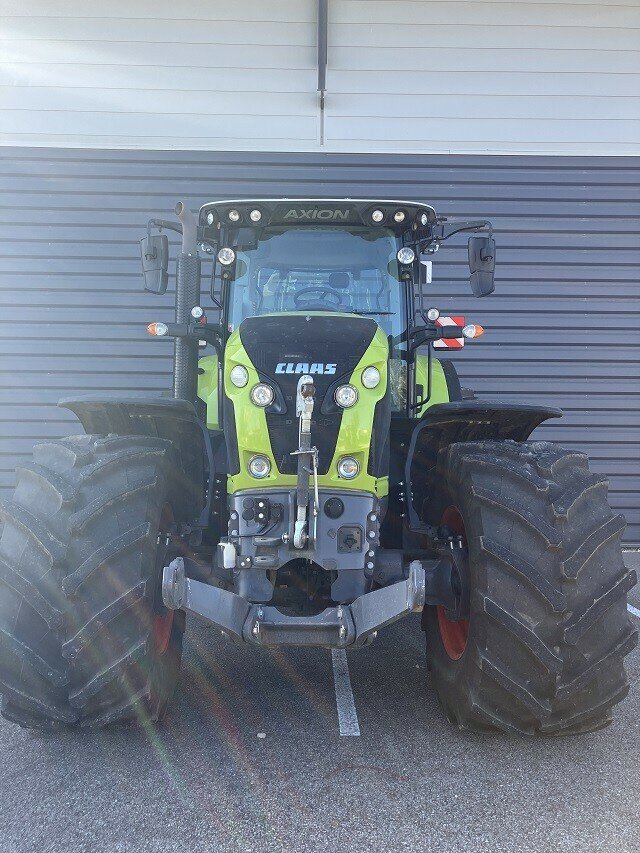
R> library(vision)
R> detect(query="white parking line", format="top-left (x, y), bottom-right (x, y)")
top-left (331, 648), bottom-right (360, 736)
top-left (628, 603), bottom-right (640, 620)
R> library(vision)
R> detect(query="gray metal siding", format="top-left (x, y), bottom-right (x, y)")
top-left (0, 148), bottom-right (638, 542)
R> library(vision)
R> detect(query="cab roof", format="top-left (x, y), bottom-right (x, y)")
top-left (199, 198), bottom-right (437, 231)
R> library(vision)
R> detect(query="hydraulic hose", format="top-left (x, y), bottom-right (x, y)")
top-left (173, 202), bottom-right (201, 402)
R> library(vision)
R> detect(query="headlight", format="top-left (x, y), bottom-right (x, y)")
top-left (361, 366), bottom-right (380, 389)
top-left (337, 457), bottom-right (360, 480)
top-left (228, 209), bottom-right (240, 222)
top-left (334, 384), bottom-right (358, 408)
top-left (249, 209), bottom-right (262, 222)
top-left (248, 455), bottom-right (271, 479)
top-left (396, 247), bottom-right (415, 265)
top-left (230, 365), bottom-right (249, 388)
top-left (217, 247), bottom-right (236, 266)
top-left (250, 383), bottom-right (274, 407)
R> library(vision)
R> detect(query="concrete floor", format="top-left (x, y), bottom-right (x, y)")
top-left (0, 556), bottom-right (638, 853)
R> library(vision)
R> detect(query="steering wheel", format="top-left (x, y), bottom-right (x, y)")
top-left (293, 287), bottom-right (343, 311)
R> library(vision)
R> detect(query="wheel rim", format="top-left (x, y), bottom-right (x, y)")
top-left (436, 505), bottom-right (470, 661)
top-left (153, 504), bottom-right (175, 657)
top-left (153, 611), bottom-right (174, 656)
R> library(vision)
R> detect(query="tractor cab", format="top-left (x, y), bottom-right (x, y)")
top-left (195, 199), bottom-right (494, 419)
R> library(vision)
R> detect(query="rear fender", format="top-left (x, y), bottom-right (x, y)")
top-left (59, 395), bottom-right (207, 516)
top-left (404, 400), bottom-right (562, 531)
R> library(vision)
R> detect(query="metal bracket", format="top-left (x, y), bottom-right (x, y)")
top-left (162, 557), bottom-right (187, 609)
top-left (350, 560), bottom-right (425, 644)
top-left (161, 557), bottom-right (427, 649)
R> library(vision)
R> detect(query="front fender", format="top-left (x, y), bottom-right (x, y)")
top-left (58, 395), bottom-right (206, 515)
top-left (404, 400), bottom-right (562, 532)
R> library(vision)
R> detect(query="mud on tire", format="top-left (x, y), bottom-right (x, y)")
top-left (0, 434), bottom-right (199, 729)
top-left (423, 439), bottom-right (637, 735)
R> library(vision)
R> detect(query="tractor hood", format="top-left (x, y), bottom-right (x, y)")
top-left (223, 313), bottom-right (390, 496)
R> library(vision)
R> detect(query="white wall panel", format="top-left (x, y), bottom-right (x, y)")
top-left (327, 0), bottom-right (640, 153)
top-left (0, 2), bottom-right (638, 151)
top-left (0, 1), bottom-right (319, 150)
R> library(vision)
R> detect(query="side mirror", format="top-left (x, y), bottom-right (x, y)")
top-left (140, 234), bottom-right (169, 294)
top-left (468, 235), bottom-right (495, 297)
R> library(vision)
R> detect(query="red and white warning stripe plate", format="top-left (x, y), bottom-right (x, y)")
top-left (433, 315), bottom-right (465, 349)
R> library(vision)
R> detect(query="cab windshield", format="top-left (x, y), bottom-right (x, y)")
top-left (226, 225), bottom-right (405, 340)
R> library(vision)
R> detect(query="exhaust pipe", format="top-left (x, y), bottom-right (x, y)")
top-left (173, 202), bottom-right (201, 402)
top-left (175, 201), bottom-right (198, 255)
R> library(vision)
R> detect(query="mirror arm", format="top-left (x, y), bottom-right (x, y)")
top-left (432, 218), bottom-right (493, 243)
top-left (146, 216), bottom-right (210, 247)
top-left (147, 218), bottom-right (181, 236)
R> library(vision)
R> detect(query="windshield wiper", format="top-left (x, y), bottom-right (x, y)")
top-left (347, 310), bottom-right (394, 316)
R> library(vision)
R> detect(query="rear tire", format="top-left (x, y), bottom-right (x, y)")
top-left (423, 439), bottom-right (637, 735)
top-left (0, 434), bottom-right (197, 729)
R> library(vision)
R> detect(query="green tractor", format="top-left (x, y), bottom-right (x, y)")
top-left (0, 199), bottom-right (636, 734)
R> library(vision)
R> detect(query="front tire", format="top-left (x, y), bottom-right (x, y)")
top-left (0, 434), bottom-right (196, 729)
top-left (423, 440), bottom-right (637, 735)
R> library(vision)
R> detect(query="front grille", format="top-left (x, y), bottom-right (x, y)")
top-left (267, 412), bottom-right (343, 475)
top-left (239, 314), bottom-right (378, 476)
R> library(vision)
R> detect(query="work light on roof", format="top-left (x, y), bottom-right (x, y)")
top-left (371, 209), bottom-right (384, 223)
top-left (393, 210), bottom-right (406, 223)
top-left (206, 211), bottom-right (215, 225)
top-left (249, 209), bottom-right (262, 222)
top-left (420, 212), bottom-right (429, 226)
top-left (228, 209), bottom-right (241, 222)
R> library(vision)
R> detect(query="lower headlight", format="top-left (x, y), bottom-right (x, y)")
top-left (361, 366), bottom-right (380, 389)
top-left (337, 456), bottom-right (360, 479)
top-left (250, 383), bottom-right (275, 407)
top-left (334, 384), bottom-right (358, 408)
top-left (248, 455), bottom-right (271, 479)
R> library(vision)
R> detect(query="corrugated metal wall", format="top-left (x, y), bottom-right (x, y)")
top-left (0, 148), bottom-right (638, 542)
top-left (2, 0), bottom-right (639, 153)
